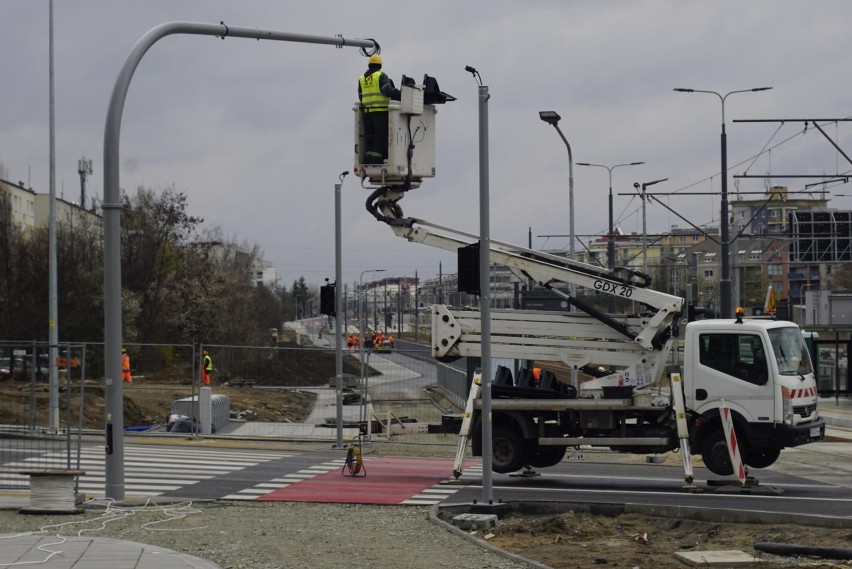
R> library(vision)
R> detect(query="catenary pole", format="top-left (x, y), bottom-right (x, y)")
top-left (673, 87), bottom-right (772, 317)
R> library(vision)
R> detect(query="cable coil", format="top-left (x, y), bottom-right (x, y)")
top-left (20, 471), bottom-right (84, 515)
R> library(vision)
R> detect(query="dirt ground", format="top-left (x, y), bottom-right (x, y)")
top-left (475, 510), bottom-right (852, 568)
top-left (0, 343), bottom-right (365, 429)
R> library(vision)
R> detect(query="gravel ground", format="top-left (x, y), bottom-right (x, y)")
top-left (0, 501), bottom-right (531, 569)
top-left (0, 440), bottom-right (533, 569)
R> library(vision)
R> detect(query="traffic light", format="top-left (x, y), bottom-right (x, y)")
top-left (687, 303), bottom-right (705, 322)
top-left (458, 242), bottom-right (480, 295)
top-left (320, 284), bottom-right (335, 316)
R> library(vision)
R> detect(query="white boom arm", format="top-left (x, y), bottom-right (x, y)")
top-left (433, 304), bottom-right (673, 390)
top-left (390, 217), bottom-right (684, 351)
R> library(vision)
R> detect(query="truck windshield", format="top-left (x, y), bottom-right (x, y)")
top-left (768, 327), bottom-right (814, 376)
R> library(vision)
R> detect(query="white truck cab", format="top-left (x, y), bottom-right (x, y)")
top-left (684, 317), bottom-right (825, 474)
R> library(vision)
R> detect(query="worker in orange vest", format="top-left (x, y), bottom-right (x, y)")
top-left (202, 350), bottom-right (213, 385)
top-left (532, 367), bottom-right (542, 387)
top-left (121, 348), bottom-right (132, 383)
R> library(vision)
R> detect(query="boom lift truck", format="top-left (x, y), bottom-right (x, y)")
top-left (354, 82), bottom-right (825, 484)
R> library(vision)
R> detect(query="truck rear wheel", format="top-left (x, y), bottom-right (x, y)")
top-left (492, 425), bottom-right (528, 473)
top-left (700, 428), bottom-right (735, 476)
top-left (745, 447), bottom-right (781, 469)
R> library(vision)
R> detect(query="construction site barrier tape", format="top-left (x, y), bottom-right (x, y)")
top-left (720, 399), bottom-right (747, 485)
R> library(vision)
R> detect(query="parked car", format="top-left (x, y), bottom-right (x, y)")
top-left (0, 356), bottom-right (24, 380)
top-left (0, 355), bottom-right (48, 379)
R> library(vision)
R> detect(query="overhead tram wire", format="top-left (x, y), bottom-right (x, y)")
top-left (620, 120), bottom-right (852, 235)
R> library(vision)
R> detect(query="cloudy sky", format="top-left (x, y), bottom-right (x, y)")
top-left (2, 1), bottom-right (851, 290)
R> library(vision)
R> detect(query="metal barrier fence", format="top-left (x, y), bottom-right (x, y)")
top-left (1, 338), bottom-right (475, 483)
top-left (0, 341), bottom-right (87, 490)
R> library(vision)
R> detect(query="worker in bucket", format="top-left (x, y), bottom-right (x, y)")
top-left (357, 54), bottom-right (400, 164)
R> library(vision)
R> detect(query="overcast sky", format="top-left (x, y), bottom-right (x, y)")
top-left (3, 1), bottom-right (851, 290)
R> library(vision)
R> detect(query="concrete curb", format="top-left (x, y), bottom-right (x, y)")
top-left (428, 504), bottom-right (552, 569)
top-left (437, 499), bottom-right (852, 529)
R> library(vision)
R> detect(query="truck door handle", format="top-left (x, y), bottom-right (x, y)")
top-left (695, 389), bottom-right (708, 401)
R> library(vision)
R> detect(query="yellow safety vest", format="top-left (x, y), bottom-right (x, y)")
top-left (359, 71), bottom-right (390, 113)
top-left (204, 355), bottom-right (213, 371)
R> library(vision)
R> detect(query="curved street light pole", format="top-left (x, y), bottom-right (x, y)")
top-left (673, 87), bottom-right (772, 318)
top-left (539, 112), bottom-right (575, 297)
top-left (539, 110), bottom-right (577, 388)
top-left (577, 161), bottom-right (644, 312)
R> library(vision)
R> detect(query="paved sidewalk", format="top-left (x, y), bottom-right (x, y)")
top-left (0, 534), bottom-right (221, 569)
top-left (819, 395), bottom-right (852, 428)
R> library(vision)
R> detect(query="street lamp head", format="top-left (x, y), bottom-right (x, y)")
top-left (643, 177), bottom-right (668, 188)
top-left (538, 110), bottom-right (561, 125)
top-left (752, 87), bottom-right (773, 92)
top-left (673, 88), bottom-right (694, 93)
top-left (576, 162), bottom-right (592, 166)
top-left (629, 161), bottom-right (645, 166)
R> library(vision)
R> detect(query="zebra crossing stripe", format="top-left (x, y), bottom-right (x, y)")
top-left (67, 444), bottom-right (294, 498)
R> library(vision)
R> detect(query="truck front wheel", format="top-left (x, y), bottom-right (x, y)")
top-left (527, 446), bottom-right (567, 468)
top-left (745, 447), bottom-right (781, 469)
top-left (491, 425), bottom-right (528, 473)
top-left (700, 428), bottom-right (735, 476)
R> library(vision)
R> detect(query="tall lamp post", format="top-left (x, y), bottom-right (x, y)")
top-left (359, 269), bottom-right (384, 384)
top-left (577, 161), bottom-right (644, 312)
top-left (673, 86), bottom-right (772, 318)
top-left (539, 110), bottom-right (577, 388)
top-left (539, 111), bottom-right (575, 298)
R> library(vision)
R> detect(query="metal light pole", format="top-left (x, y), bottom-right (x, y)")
top-left (539, 111), bottom-right (575, 295)
top-left (577, 161), bottom-right (644, 312)
top-left (47, 0), bottom-right (60, 431)
top-left (474, 68), bottom-right (495, 506)
top-left (333, 171), bottom-right (348, 449)
top-left (359, 269), bottom-right (384, 385)
top-left (539, 110), bottom-right (577, 388)
top-left (636, 178), bottom-right (668, 278)
top-left (383, 287), bottom-right (388, 334)
top-left (673, 86), bottom-right (772, 318)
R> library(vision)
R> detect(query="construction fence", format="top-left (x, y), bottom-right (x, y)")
top-left (0, 338), bottom-right (472, 490)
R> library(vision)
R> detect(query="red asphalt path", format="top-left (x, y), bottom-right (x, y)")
top-left (258, 456), bottom-right (466, 505)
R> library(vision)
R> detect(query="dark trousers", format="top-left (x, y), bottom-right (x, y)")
top-left (362, 111), bottom-right (389, 164)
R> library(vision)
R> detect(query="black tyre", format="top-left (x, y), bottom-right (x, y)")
top-left (527, 445), bottom-right (567, 468)
top-left (700, 428), bottom-right (735, 476)
top-left (491, 425), bottom-right (528, 473)
top-left (745, 447), bottom-right (781, 469)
